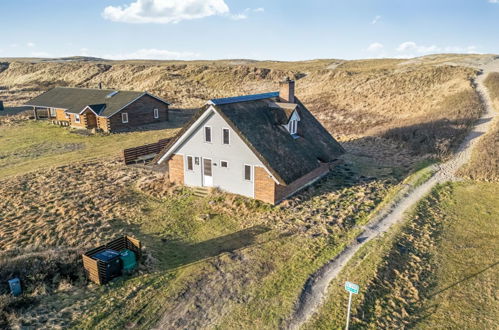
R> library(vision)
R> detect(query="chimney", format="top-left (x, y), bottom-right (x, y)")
top-left (0, 101), bottom-right (4, 111)
top-left (98, 82), bottom-right (102, 89)
top-left (279, 78), bottom-right (295, 103)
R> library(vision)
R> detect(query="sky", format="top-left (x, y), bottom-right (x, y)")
top-left (1, 0), bottom-right (499, 61)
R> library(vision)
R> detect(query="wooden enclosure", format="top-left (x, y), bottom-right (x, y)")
top-left (123, 138), bottom-right (171, 165)
top-left (82, 236), bottom-right (142, 285)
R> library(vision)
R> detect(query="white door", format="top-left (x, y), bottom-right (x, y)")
top-left (202, 158), bottom-right (213, 187)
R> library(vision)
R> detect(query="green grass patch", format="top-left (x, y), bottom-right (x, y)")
top-left (0, 121), bottom-right (180, 179)
top-left (306, 181), bottom-right (499, 329)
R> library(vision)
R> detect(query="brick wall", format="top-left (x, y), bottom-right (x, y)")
top-left (168, 154), bottom-right (184, 184)
top-left (254, 166), bottom-right (276, 204)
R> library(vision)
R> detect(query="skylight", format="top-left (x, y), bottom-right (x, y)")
top-left (106, 91), bottom-right (119, 98)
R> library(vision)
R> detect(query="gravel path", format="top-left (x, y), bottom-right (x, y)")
top-left (287, 59), bottom-right (499, 329)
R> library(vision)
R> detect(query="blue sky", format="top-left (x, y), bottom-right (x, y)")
top-left (1, 0), bottom-right (498, 61)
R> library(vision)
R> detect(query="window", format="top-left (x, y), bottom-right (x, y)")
top-left (50, 108), bottom-right (56, 117)
top-left (74, 114), bottom-right (80, 123)
top-left (186, 156), bottom-right (193, 171)
top-left (244, 165), bottom-right (252, 181)
top-left (122, 112), bottom-right (129, 123)
top-left (154, 108), bottom-right (159, 119)
top-left (222, 128), bottom-right (230, 145)
top-left (221, 160), bottom-right (228, 168)
top-left (289, 119), bottom-right (298, 134)
top-left (204, 126), bottom-right (212, 142)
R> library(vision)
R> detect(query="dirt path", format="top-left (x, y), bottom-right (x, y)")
top-left (286, 59), bottom-right (499, 329)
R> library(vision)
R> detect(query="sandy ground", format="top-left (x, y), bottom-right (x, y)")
top-left (286, 57), bottom-right (499, 329)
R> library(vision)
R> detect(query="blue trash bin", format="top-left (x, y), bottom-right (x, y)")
top-left (8, 278), bottom-right (22, 297)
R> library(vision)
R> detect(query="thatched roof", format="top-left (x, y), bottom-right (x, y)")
top-left (25, 87), bottom-right (169, 118)
top-left (156, 92), bottom-right (344, 185)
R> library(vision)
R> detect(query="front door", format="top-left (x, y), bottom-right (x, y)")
top-left (202, 158), bottom-right (213, 187)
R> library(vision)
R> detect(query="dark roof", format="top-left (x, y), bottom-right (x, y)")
top-left (157, 93), bottom-right (345, 185)
top-left (25, 87), bottom-right (168, 117)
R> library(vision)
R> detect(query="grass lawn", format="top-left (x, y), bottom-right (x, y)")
top-left (0, 120), bottom-right (182, 179)
top-left (74, 167), bottom-right (394, 329)
top-left (306, 181), bottom-right (499, 329)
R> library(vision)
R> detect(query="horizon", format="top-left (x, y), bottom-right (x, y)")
top-left (2, 0), bottom-right (499, 61)
top-left (1, 53), bottom-right (496, 63)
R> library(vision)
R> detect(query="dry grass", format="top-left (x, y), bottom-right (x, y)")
top-left (306, 182), bottom-right (499, 329)
top-left (0, 160), bottom-right (142, 251)
top-left (0, 153), bottom-right (396, 329)
top-left (0, 54), bottom-right (493, 328)
top-left (0, 55), bottom-right (485, 158)
top-left (459, 72), bottom-right (499, 181)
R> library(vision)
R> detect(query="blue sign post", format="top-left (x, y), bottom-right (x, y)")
top-left (344, 281), bottom-right (359, 329)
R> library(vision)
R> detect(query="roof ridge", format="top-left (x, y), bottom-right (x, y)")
top-left (54, 86), bottom-right (143, 93)
top-left (208, 91), bottom-right (279, 106)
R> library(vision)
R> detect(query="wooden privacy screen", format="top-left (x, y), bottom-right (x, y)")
top-left (82, 236), bottom-right (142, 285)
top-left (123, 138), bottom-right (171, 165)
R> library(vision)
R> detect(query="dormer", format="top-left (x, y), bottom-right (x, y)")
top-left (286, 110), bottom-right (300, 135)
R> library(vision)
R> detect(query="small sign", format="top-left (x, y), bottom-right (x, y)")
top-left (345, 281), bottom-right (359, 294)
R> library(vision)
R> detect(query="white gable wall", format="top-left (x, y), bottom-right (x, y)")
top-left (284, 110), bottom-right (301, 133)
top-left (172, 108), bottom-right (267, 198)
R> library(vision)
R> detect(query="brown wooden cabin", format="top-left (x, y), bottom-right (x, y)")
top-left (26, 87), bottom-right (169, 132)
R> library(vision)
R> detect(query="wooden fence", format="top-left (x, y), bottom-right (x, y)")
top-left (123, 138), bottom-right (171, 165)
top-left (82, 236), bottom-right (142, 285)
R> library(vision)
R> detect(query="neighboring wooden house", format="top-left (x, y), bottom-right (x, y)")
top-left (25, 87), bottom-right (169, 132)
top-left (154, 79), bottom-right (345, 204)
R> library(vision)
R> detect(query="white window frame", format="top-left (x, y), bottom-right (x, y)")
top-left (49, 108), bottom-right (56, 117)
top-left (289, 119), bottom-right (298, 134)
top-left (74, 114), bottom-right (80, 123)
top-left (122, 112), bottom-right (129, 124)
top-left (154, 108), bottom-right (159, 119)
top-left (244, 164), bottom-right (253, 182)
top-left (220, 160), bottom-right (229, 169)
top-left (222, 127), bottom-right (230, 145)
top-left (186, 155), bottom-right (194, 171)
top-left (204, 126), bottom-right (212, 143)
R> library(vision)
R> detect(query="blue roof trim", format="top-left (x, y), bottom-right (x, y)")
top-left (209, 92), bottom-right (279, 105)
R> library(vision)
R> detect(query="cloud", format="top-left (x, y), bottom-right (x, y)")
top-left (102, 0), bottom-right (230, 24)
top-left (27, 42), bottom-right (36, 48)
top-left (230, 7), bottom-right (265, 20)
top-left (103, 48), bottom-right (200, 60)
top-left (371, 15), bottom-right (381, 24)
top-left (396, 41), bottom-right (478, 56)
top-left (489, 0), bottom-right (498, 3)
top-left (367, 42), bottom-right (384, 52)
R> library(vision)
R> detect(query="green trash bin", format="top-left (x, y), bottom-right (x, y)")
top-left (120, 249), bottom-right (137, 272)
